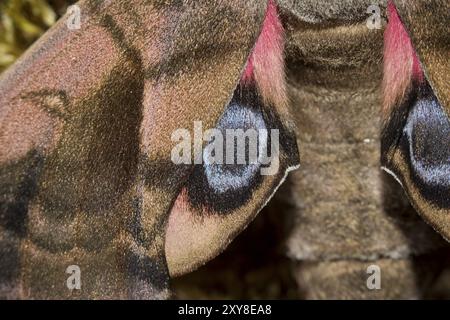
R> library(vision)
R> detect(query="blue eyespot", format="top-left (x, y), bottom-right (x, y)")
top-left (404, 90), bottom-right (450, 187)
top-left (203, 102), bottom-right (268, 194)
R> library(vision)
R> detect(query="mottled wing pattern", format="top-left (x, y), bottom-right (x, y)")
top-left (381, 0), bottom-right (450, 240)
top-left (0, 0), bottom-right (274, 299)
top-left (165, 0), bottom-right (300, 276)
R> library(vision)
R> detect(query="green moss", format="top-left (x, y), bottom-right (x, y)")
top-left (0, 0), bottom-right (73, 72)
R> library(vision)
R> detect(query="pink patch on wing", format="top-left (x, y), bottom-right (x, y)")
top-left (169, 187), bottom-right (213, 222)
top-left (383, 1), bottom-right (424, 115)
top-left (241, 0), bottom-right (287, 112)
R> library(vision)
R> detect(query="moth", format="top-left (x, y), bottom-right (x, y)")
top-left (0, 0), bottom-right (448, 299)
top-left (274, 0), bottom-right (450, 299)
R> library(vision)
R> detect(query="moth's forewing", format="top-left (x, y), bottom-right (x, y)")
top-left (165, 0), bottom-right (300, 276)
top-left (382, 0), bottom-right (450, 240)
top-left (0, 0), bottom-right (270, 298)
top-left (393, 0), bottom-right (450, 113)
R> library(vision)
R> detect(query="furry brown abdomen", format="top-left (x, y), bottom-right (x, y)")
top-left (277, 1), bottom-right (448, 298)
